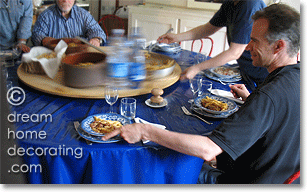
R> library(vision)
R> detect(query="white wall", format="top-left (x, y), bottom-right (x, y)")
top-left (264, 0), bottom-right (300, 12)
top-left (89, 0), bottom-right (300, 22)
top-left (94, 0), bottom-right (143, 20)
top-left (144, 0), bottom-right (187, 7)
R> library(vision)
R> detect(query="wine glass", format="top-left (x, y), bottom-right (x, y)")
top-left (189, 75), bottom-right (202, 103)
top-left (105, 86), bottom-right (119, 113)
top-left (195, 52), bottom-right (208, 64)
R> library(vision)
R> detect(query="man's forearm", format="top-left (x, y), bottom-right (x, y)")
top-left (142, 124), bottom-right (222, 161)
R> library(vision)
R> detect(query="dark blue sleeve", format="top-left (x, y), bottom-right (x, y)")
top-left (209, 2), bottom-right (229, 27)
top-left (231, 1), bottom-right (266, 45)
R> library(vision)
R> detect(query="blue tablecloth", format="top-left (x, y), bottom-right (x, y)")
top-left (2, 50), bottom-right (247, 184)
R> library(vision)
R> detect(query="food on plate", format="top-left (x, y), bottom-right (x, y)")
top-left (213, 66), bottom-right (240, 76)
top-left (90, 116), bottom-right (122, 134)
top-left (36, 52), bottom-right (57, 59)
top-left (76, 62), bottom-right (94, 67)
top-left (201, 96), bottom-right (228, 111)
top-left (68, 43), bottom-right (78, 47)
top-left (144, 51), bottom-right (151, 59)
top-left (146, 59), bottom-right (174, 71)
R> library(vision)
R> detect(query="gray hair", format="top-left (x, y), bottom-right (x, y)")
top-left (252, 3), bottom-right (300, 57)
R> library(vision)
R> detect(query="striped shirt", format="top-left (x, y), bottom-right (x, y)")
top-left (32, 4), bottom-right (106, 46)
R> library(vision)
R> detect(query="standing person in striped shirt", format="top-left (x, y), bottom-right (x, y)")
top-left (32, 0), bottom-right (106, 47)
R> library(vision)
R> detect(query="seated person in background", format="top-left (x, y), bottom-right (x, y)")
top-left (158, 0), bottom-right (269, 90)
top-left (0, 0), bottom-right (32, 52)
top-left (103, 3), bottom-right (300, 184)
top-left (32, 0), bottom-right (106, 47)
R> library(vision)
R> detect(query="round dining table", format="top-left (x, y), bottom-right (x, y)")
top-left (1, 49), bottom-right (249, 184)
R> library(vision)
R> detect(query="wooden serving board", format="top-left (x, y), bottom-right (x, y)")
top-left (17, 61), bottom-right (181, 99)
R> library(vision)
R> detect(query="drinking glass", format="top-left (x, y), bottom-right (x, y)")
top-left (195, 52), bottom-right (208, 64)
top-left (120, 98), bottom-right (136, 120)
top-left (198, 80), bottom-right (212, 96)
top-left (105, 86), bottom-right (118, 113)
top-left (12, 43), bottom-right (22, 59)
top-left (189, 75), bottom-right (202, 102)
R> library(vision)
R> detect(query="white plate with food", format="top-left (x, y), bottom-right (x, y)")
top-left (194, 94), bottom-right (237, 115)
top-left (208, 65), bottom-right (240, 79)
top-left (80, 113), bottom-right (131, 136)
top-left (203, 69), bottom-right (242, 83)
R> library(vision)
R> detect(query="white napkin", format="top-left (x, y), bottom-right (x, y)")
top-left (22, 40), bottom-right (68, 79)
top-left (134, 117), bottom-right (166, 143)
top-left (210, 89), bottom-right (244, 104)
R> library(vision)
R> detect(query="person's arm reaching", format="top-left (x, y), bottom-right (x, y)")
top-left (180, 42), bottom-right (248, 80)
top-left (158, 22), bottom-right (221, 44)
top-left (102, 123), bottom-right (223, 161)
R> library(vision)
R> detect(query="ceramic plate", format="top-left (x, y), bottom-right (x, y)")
top-left (75, 123), bottom-right (122, 143)
top-left (203, 69), bottom-right (242, 83)
top-left (208, 66), bottom-right (240, 79)
top-left (194, 94), bottom-right (237, 114)
top-left (191, 104), bottom-right (238, 119)
top-left (145, 99), bottom-right (168, 108)
top-left (150, 43), bottom-right (181, 54)
top-left (81, 113), bottom-right (131, 136)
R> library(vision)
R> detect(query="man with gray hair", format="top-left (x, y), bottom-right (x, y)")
top-left (103, 3), bottom-right (300, 184)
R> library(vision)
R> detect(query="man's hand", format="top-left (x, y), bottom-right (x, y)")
top-left (89, 38), bottom-right (101, 47)
top-left (229, 84), bottom-right (250, 101)
top-left (17, 43), bottom-right (31, 53)
top-left (102, 123), bottom-right (145, 144)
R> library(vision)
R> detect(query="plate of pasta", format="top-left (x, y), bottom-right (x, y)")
top-left (81, 113), bottom-right (131, 136)
top-left (208, 66), bottom-right (240, 79)
top-left (194, 94), bottom-right (237, 114)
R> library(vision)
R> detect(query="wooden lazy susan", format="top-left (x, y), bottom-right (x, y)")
top-left (17, 49), bottom-right (181, 99)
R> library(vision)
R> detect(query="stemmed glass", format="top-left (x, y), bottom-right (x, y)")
top-left (195, 52), bottom-right (208, 64)
top-left (105, 86), bottom-right (119, 113)
top-left (189, 75), bottom-right (202, 103)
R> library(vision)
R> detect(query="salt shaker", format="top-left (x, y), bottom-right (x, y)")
top-left (150, 88), bottom-right (164, 104)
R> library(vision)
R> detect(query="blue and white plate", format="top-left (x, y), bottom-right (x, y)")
top-left (194, 94), bottom-right (237, 114)
top-left (149, 43), bottom-right (181, 54)
top-left (81, 113), bottom-right (131, 136)
top-left (76, 123), bottom-right (122, 143)
top-left (191, 104), bottom-right (238, 119)
top-left (208, 66), bottom-right (240, 79)
top-left (203, 69), bottom-right (242, 83)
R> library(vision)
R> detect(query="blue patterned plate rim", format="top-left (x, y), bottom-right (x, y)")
top-left (191, 104), bottom-right (238, 119)
top-left (81, 113), bottom-right (131, 136)
top-left (208, 66), bottom-right (240, 79)
top-left (76, 123), bottom-right (121, 143)
top-left (203, 70), bottom-right (242, 82)
top-left (194, 94), bottom-right (237, 114)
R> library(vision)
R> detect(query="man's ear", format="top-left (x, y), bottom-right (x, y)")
top-left (273, 39), bottom-right (286, 54)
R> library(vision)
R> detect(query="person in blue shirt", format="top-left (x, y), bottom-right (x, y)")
top-left (0, 0), bottom-right (33, 52)
top-left (32, 0), bottom-right (106, 47)
top-left (158, 0), bottom-right (269, 90)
